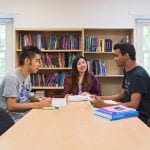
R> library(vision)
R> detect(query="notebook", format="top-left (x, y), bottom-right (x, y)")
top-left (52, 98), bottom-right (67, 107)
top-left (68, 95), bottom-right (91, 102)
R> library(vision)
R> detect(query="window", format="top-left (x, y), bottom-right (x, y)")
top-left (143, 26), bottom-right (150, 74)
top-left (136, 19), bottom-right (150, 74)
top-left (0, 18), bottom-right (13, 81)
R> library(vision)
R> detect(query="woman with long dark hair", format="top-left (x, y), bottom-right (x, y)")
top-left (63, 55), bottom-right (101, 97)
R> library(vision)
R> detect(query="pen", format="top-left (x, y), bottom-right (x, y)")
top-left (42, 106), bottom-right (59, 110)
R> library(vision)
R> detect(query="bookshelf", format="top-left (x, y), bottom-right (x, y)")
top-left (15, 28), bottom-right (84, 96)
top-left (83, 28), bottom-right (134, 95)
top-left (15, 28), bottom-right (134, 96)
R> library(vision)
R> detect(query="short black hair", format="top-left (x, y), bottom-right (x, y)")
top-left (113, 43), bottom-right (136, 60)
top-left (19, 46), bottom-right (41, 66)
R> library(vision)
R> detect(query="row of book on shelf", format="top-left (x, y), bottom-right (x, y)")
top-left (40, 53), bottom-right (76, 68)
top-left (85, 35), bottom-right (131, 53)
top-left (31, 72), bottom-right (68, 87)
top-left (18, 32), bottom-right (80, 50)
top-left (85, 36), bottom-right (112, 52)
top-left (18, 32), bottom-right (131, 53)
top-left (87, 59), bottom-right (106, 75)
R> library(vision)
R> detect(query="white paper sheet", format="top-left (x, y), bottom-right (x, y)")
top-left (52, 98), bottom-right (67, 107)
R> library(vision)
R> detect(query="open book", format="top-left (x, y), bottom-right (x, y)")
top-left (68, 95), bottom-right (91, 102)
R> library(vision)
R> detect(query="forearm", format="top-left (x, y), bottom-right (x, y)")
top-left (122, 99), bottom-right (141, 109)
top-left (7, 102), bottom-right (42, 112)
top-left (100, 94), bottom-right (120, 101)
top-left (121, 102), bottom-right (133, 108)
top-left (103, 94), bottom-right (141, 109)
top-left (101, 90), bottom-right (125, 102)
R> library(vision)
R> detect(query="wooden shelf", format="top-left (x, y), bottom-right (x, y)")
top-left (32, 86), bottom-right (64, 90)
top-left (39, 67), bottom-right (72, 70)
top-left (15, 28), bottom-right (83, 32)
top-left (15, 28), bottom-right (84, 96)
top-left (95, 75), bottom-right (124, 78)
top-left (84, 52), bottom-right (114, 54)
top-left (15, 28), bottom-right (133, 96)
top-left (16, 49), bottom-right (83, 53)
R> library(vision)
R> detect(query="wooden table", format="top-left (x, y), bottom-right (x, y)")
top-left (0, 102), bottom-right (150, 150)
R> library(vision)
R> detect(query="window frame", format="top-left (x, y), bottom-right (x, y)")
top-left (0, 18), bottom-right (14, 81)
top-left (136, 19), bottom-right (150, 73)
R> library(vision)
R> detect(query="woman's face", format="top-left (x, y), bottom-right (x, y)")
top-left (77, 58), bottom-right (87, 73)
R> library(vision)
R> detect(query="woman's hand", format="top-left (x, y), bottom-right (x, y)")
top-left (64, 94), bottom-right (71, 103)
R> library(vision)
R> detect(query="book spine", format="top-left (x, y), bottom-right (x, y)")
top-left (111, 111), bottom-right (139, 120)
top-left (94, 110), bottom-right (112, 120)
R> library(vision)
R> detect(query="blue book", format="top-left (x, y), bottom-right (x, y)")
top-left (93, 105), bottom-right (139, 120)
top-left (101, 60), bottom-right (106, 76)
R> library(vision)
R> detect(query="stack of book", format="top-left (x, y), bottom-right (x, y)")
top-left (68, 95), bottom-right (91, 102)
top-left (93, 105), bottom-right (139, 120)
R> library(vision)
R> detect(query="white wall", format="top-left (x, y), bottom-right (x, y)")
top-left (1, 0), bottom-right (150, 28)
top-left (1, 0), bottom-right (150, 68)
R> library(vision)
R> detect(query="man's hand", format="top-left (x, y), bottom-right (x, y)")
top-left (38, 97), bottom-right (52, 101)
top-left (38, 98), bottom-right (52, 108)
top-left (90, 96), bottom-right (106, 108)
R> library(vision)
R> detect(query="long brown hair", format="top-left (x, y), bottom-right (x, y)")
top-left (69, 55), bottom-right (92, 93)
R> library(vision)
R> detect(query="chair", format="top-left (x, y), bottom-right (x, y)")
top-left (0, 107), bottom-right (14, 135)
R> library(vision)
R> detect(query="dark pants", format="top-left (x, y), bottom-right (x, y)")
top-left (139, 114), bottom-right (150, 127)
top-left (147, 118), bottom-right (150, 127)
top-left (0, 108), bottom-right (14, 135)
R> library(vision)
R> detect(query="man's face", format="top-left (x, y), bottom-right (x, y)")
top-left (113, 49), bottom-right (126, 67)
top-left (28, 54), bottom-right (41, 74)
